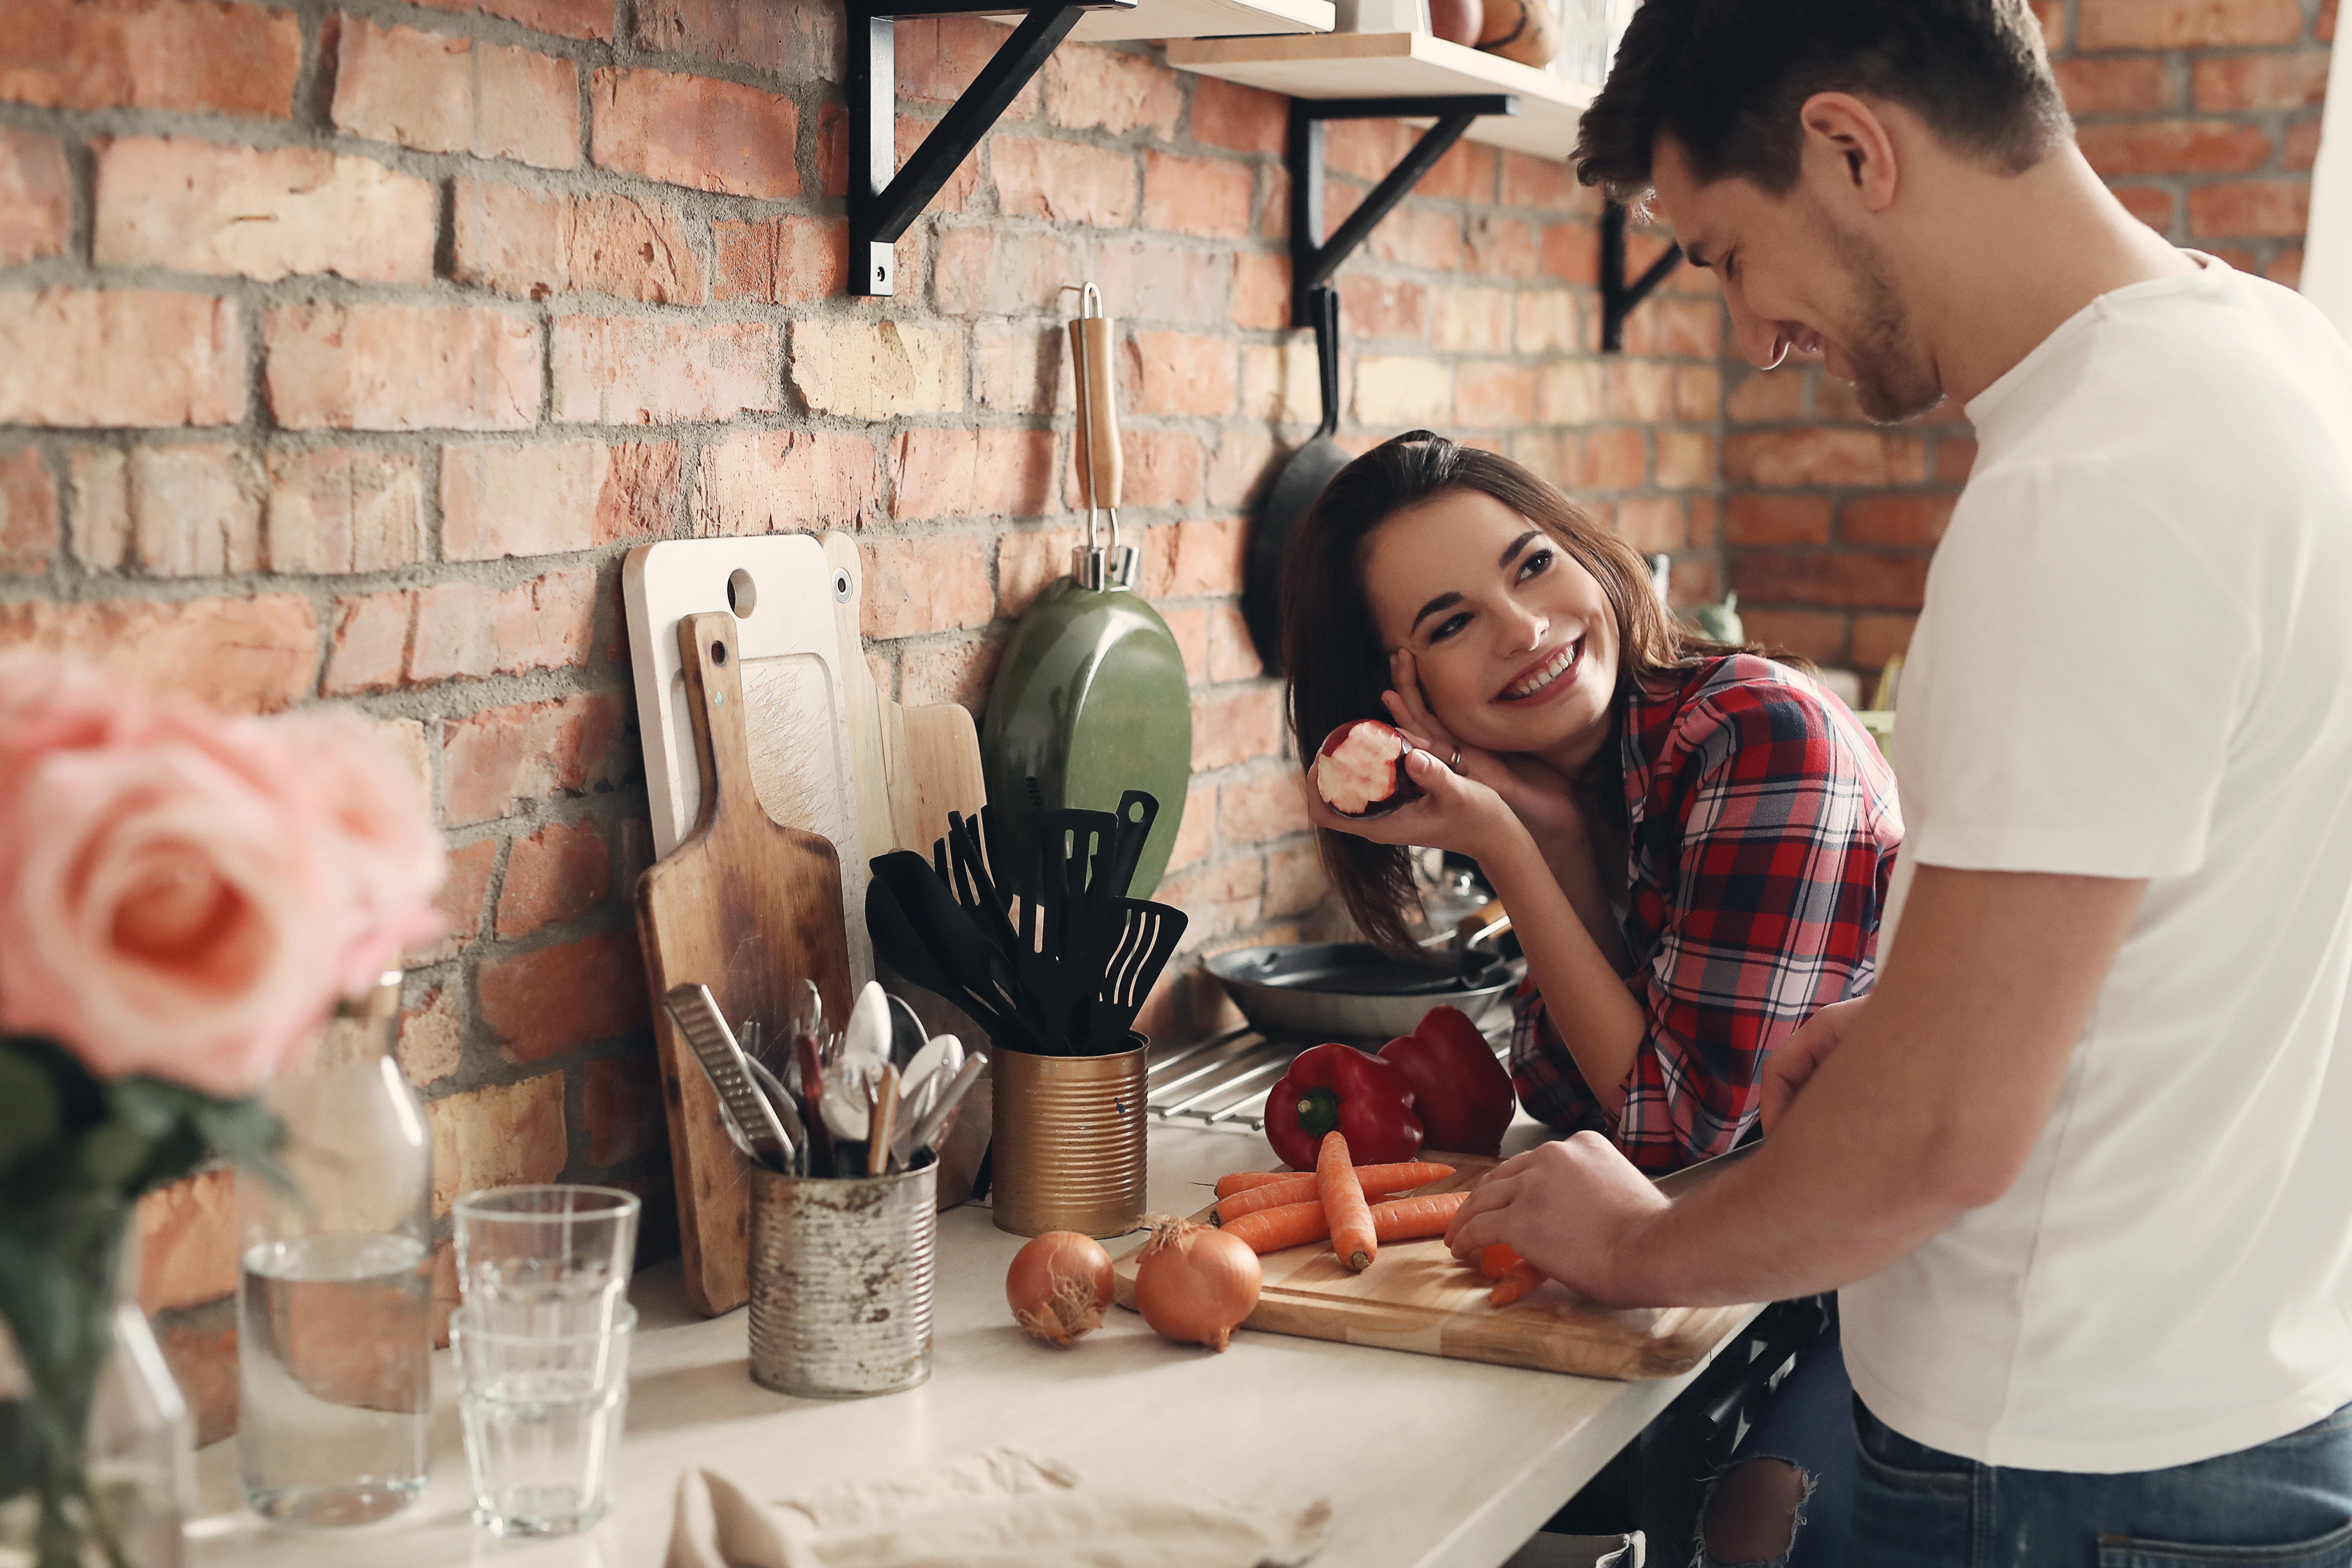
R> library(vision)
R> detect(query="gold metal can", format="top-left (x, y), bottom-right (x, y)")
top-left (988, 1038), bottom-right (1148, 1238)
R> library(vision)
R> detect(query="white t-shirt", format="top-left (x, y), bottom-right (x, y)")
top-left (1841, 257), bottom-right (2352, 1473)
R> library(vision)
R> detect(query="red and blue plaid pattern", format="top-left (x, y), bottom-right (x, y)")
top-left (1510, 655), bottom-right (1902, 1174)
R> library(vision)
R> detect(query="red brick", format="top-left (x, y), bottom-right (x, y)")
top-left (634, 0), bottom-right (831, 74)
top-left (1602, 360), bottom-right (1675, 422)
top-left (2077, 119), bottom-right (2271, 177)
top-left (1724, 366), bottom-right (1808, 422)
top-left (1630, 296), bottom-right (1726, 359)
top-left (1044, 44), bottom-right (1180, 135)
top-left (1723, 429), bottom-right (1926, 488)
top-left (1842, 494), bottom-right (1955, 548)
top-left (1541, 220), bottom-right (1600, 285)
top-left (1092, 427), bottom-right (1200, 510)
top-left (889, 427), bottom-right (1057, 521)
top-left (1742, 608), bottom-right (1848, 665)
top-left (1161, 603), bottom-right (1210, 681)
top-left (1159, 855), bottom-right (1263, 942)
top-left (1852, 612), bottom-right (1919, 671)
top-left (1127, 521), bottom-right (1180, 597)
top-left (429, 1077), bottom-right (567, 1215)
top-left (1206, 429), bottom-right (1277, 510)
top-left (1420, 140), bottom-right (1496, 203)
top-left (1725, 494), bottom-right (1831, 546)
top-left (994, 525), bottom-right (1082, 619)
top-left (2, 0), bottom-right (301, 116)
top-left (391, 978), bottom-right (462, 1087)
top-left (1190, 77), bottom-right (1284, 153)
top-left (2267, 245), bottom-right (2306, 286)
top-left (0, 447), bottom-right (57, 576)
top-left (97, 137), bottom-right (434, 285)
top-left (407, 568), bottom-right (598, 685)
top-left (896, 632), bottom-right (1004, 710)
top-left (69, 443), bottom-right (262, 576)
top-left (1216, 768), bottom-right (1308, 841)
top-left (2054, 58), bottom-right (2174, 116)
top-left (790, 318), bottom-right (963, 419)
top-left (267, 302), bottom-right (537, 432)
top-left (1165, 515), bottom-right (1246, 597)
top-left (1467, 214), bottom-right (1539, 279)
top-left (1580, 427), bottom-right (1648, 490)
top-left (1206, 603), bottom-right (1264, 684)
top-left (713, 216), bottom-right (845, 304)
top-left (1614, 496), bottom-right (1685, 554)
top-left (1165, 777), bottom-right (1216, 872)
top-left (1191, 686), bottom-right (1283, 770)
top-left (2189, 179), bottom-right (2311, 236)
top-left (261, 448), bottom-right (424, 574)
top-left (2325, 0), bottom-right (2339, 41)
top-left (1121, 329), bottom-right (1238, 417)
top-left (1338, 273), bottom-right (1429, 343)
top-left (2194, 52), bottom-right (2328, 110)
top-left (931, 224), bottom-right (1081, 315)
top-left (2286, 119), bottom-right (2323, 172)
top-left (860, 534), bottom-right (994, 638)
top-left (2080, 0), bottom-right (2303, 47)
top-left (0, 594), bottom-right (315, 711)
top-left (1142, 150), bottom-right (1252, 238)
top-left (441, 691), bottom-right (631, 826)
top-left (1502, 150), bottom-right (1589, 211)
top-left (445, 441), bottom-right (679, 559)
top-left (1096, 240), bottom-right (1231, 325)
top-left (495, 818), bottom-right (612, 938)
top-left (416, 840), bottom-right (496, 965)
top-left (1456, 362), bottom-right (1537, 427)
top-left (896, 16), bottom-right (1039, 115)
top-left (1357, 205), bottom-right (1458, 271)
top-left (2030, 0), bottom-right (2064, 43)
top-left (0, 130), bottom-right (70, 264)
top-left (322, 590), bottom-right (411, 694)
top-left (993, 138), bottom-right (1137, 228)
top-left (551, 315), bottom-right (777, 425)
top-left (333, 19), bottom-right (579, 170)
top-left (591, 66), bottom-right (796, 198)
top-left (1655, 430), bottom-right (1716, 490)
top-left (1233, 252), bottom-right (1290, 330)
top-left (1351, 352), bottom-right (1452, 426)
top-left (1323, 119), bottom-right (1409, 183)
top-left (1729, 551), bottom-right (1929, 610)
top-left (1433, 288), bottom-right (1511, 353)
top-left (583, 1051), bottom-right (665, 1167)
top-left (689, 428), bottom-right (879, 535)
top-left (137, 1170), bottom-right (235, 1315)
top-left (453, 179), bottom-right (704, 305)
top-left (0, 288), bottom-right (242, 427)
top-left (2114, 184), bottom-right (2178, 233)
top-left (974, 323), bottom-right (1069, 415)
top-left (424, 0), bottom-right (613, 38)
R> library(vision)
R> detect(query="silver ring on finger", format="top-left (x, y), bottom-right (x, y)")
top-left (1449, 746), bottom-right (1463, 771)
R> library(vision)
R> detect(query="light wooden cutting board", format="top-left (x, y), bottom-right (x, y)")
top-left (1110, 1154), bottom-right (1753, 1380)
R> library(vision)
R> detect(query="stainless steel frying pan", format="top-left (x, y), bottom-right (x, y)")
top-left (1204, 936), bottom-right (1520, 1045)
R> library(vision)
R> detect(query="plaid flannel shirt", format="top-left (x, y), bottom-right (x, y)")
top-left (1510, 655), bottom-right (1902, 1174)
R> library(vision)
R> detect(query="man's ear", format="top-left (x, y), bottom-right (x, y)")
top-left (1797, 92), bottom-right (1901, 215)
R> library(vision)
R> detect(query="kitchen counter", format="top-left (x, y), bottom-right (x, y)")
top-left (187, 1120), bottom-right (1754, 1568)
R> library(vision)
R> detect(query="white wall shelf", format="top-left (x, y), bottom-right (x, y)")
top-left (1165, 31), bottom-right (1590, 159)
top-left (992, 0), bottom-right (1331, 42)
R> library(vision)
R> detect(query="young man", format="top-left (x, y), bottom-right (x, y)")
top-left (1441, 0), bottom-right (2352, 1560)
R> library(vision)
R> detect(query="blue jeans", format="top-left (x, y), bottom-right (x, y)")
top-left (1698, 1322), bottom-right (1856, 1568)
top-left (1851, 1396), bottom-right (2352, 1566)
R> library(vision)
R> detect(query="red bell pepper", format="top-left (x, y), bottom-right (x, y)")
top-left (1262, 1044), bottom-right (1424, 1171)
top-left (1377, 1005), bottom-right (1516, 1156)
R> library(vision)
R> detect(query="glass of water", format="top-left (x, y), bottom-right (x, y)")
top-left (453, 1185), bottom-right (640, 1338)
top-left (450, 1302), bottom-right (636, 1537)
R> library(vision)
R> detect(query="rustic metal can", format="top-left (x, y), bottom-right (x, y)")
top-left (746, 1163), bottom-right (936, 1398)
top-left (988, 1037), bottom-right (1147, 1238)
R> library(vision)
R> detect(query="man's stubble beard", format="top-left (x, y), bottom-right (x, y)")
top-left (1822, 205), bottom-right (1945, 424)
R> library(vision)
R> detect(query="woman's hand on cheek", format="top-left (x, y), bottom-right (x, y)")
top-left (1383, 656), bottom-right (1583, 848)
top-left (1303, 746), bottom-right (1524, 864)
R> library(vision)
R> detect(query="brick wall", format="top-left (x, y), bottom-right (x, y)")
top-left (0, 0), bottom-right (1720, 1437)
top-left (1722, 0), bottom-right (2337, 678)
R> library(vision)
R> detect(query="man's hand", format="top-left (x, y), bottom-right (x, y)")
top-left (1760, 997), bottom-right (1867, 1134)
top-left (1442, 1133), bottom-right (1669, 1305)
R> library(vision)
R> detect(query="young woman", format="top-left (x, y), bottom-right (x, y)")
top-left (1283, 432), bottom-right (1900, 1568)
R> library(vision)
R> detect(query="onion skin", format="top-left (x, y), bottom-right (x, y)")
top-left (1007, 1231), bottom-right (1115, 1347)
top-left (1133, 1216), bottom-right (1262, 1352)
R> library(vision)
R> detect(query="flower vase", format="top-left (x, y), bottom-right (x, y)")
top-left (0, 1195), bottom-right (191, 1568)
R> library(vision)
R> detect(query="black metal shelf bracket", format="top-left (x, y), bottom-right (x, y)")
top-left (844, 0), bottom-right (1133, 297)
top-left (1286, 94), bottom-right (1518, 328)
top-left (1600, 197), bottom-right (1682, 352)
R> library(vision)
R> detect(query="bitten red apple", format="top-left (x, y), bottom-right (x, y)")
top-left (1314, 720), bottom-right (1423, 818)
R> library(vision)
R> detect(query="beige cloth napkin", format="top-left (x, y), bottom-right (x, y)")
top-left (667, 1446), bottom-right (1333, 1568)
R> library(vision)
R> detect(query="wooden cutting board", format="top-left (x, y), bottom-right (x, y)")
top-left (634, 612), bottom-right (853, 1317)
top-left (1110, 1154), bottom-right (1752, 1380)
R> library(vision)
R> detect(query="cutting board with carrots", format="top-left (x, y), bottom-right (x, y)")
top-left (1110, 1154), bottom-right (1752, 1381)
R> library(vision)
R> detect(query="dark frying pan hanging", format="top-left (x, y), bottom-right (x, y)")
top-left (1241, 285), bottom-right (1351, 675)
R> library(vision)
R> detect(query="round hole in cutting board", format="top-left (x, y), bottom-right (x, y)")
top-left (726, 568), bottom-right (757, 617)
top-left (710, 640), bottom-right (728, 665)
top-left (832, 568), bottom-right (852, 603)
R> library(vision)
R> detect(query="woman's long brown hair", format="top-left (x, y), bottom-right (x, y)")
top-left (1280, 431), bottom-right (1769, 952)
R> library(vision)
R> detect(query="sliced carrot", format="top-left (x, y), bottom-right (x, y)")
top-left (1489, 1261), bottom-right (1544, 1308)
top-left (1213, 1161), bottom-right (1456, 1222)
top-left (1220, 1191), bottom-right (1472, 1256)
top-left (1478, 1243), bottom-right (1523, 1280)
top-left (1318, 1132), bottom-right (1377, 1272)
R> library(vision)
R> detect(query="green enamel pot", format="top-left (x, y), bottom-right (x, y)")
top-left (981, 573), bottom-right (1191, 899)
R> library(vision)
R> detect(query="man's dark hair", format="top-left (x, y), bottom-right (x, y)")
top-left (1575, 0), bottom-right (2071, 202)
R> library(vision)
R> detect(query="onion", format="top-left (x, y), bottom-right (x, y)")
top-left (1006, 1231), bottom-right (1115, 1347)
top-left (1132, 1215), bottom-right (1262, 1352)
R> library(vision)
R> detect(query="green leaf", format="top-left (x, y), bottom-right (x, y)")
top-left (73, 1124), bottom-right (149, 1190)
top-left (0, 1047), bottom-right (62, 1173)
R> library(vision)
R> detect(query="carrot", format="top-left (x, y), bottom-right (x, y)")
top-left (1489, 1261), bottom-right (1544, 1308)
top-left (1318, 1132), bottom-right (1377, 1271)
top-left (1478, 1243), bottom-right (1523, 1280)
top-left (1215, 1170), bottom-right (1297, 1197)
top-left (1213, 1161), bottom-right (1456, 1222)
top-left (1220, 1190), bottom-right (1472, 1256)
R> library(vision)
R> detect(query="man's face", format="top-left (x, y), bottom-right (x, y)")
top-left (1650, 136), bottom-right (1943, 423)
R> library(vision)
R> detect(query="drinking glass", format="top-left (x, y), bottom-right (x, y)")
top-left (452, 1185), bottom-right (640, 1338)
top-left (450, 1303), bottom-right (634, 1537)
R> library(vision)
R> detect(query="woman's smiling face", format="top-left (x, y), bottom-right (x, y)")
top-left (1360, 488), bottom-right (1621, 763)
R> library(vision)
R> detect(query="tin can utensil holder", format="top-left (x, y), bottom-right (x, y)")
top-left (747, 1163), bottom-right (936, 1398)
top-left (989, 1037), bottom-right (1147, 1238)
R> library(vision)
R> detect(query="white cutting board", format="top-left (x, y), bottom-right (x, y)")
top-left (622, 536), bottom-right (873, 988)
